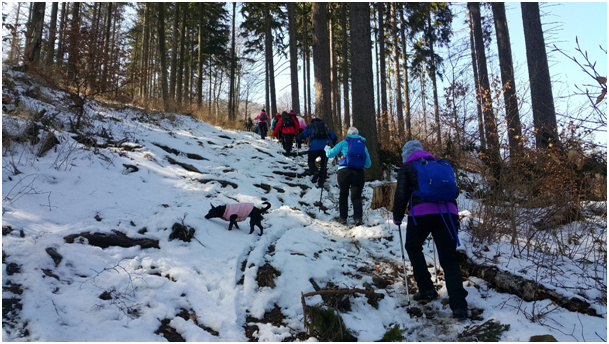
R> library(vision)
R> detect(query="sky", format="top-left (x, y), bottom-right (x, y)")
top-left (2, 69), bottom-right (607, 342)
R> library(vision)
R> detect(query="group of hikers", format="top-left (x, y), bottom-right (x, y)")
top-left (248, 108), bottom-right (468, 320)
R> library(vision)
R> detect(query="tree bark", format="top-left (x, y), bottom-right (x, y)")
top-left (341, 3), bottom-right (350, 137)
top-left (458, 251), bottom-right (599, 317)
top-left (469, 2), bottom-right (500, 178)
top-left (157, 2), bottom-right (169, 112)
top-left (350, 2), bottom-right (381, 181)
top-left (264, 5), bottom-right (278, 118)
top-left (229, 2), bottom-right (237, 121)
top-left (377, 3), bottom-right (389, 137)
top-left (177, 4), bottom-right (186, 107)
top-left (312, 3), bottom-right (333, 129)
top-left (399, 5), bottom-right (412, 142)
top-left (521, 2), bottom-right (560, 149)
top-left (467, 5), bottom-right (486, 151)
top-left (170, 2), bottom-right (180, 105)
top-left (288, 3), bottom-right (300, 114)
top-left (45, 3), bottom-right (59, 67)
top-left (25, 2), bottom-right (45, 68)
top-left (492, 2), bottom-right (523, 159)
top-left (391, 3), bottom-right (405, 140)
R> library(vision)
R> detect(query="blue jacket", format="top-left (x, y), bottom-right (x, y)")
top-left (296, 119), bottom-right (337, 151)
top-left (325, 135), bottom-right (372, 170)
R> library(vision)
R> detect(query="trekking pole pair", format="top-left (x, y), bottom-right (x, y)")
top-left (397, 224), bottom-right (411, 303)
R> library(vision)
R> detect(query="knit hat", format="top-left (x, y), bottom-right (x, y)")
top-left (347, 127), bottom-right (359, 136)
top-left (290, 110), bottom-right (295, 115)
top-left (402, 140), bottom-right (423, 162)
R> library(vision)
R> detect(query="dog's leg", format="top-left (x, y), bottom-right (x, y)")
top-left (257, 220), bottom-right (264, 236)
top-left (229, 214), bottom-right (239, 231)
top-left (249, 219), bottom-right (256, 235)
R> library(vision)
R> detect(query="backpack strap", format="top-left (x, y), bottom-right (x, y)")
top-left (436, 203), bottom-right (460, 247)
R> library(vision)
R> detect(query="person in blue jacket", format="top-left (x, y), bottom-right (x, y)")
top-left (296, 117), bottom-right (337, 188)
top-left (325, 127), bottom-right (371, 226)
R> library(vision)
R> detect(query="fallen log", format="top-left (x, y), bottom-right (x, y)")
top-left (457, 251), bottom-right (599, 317)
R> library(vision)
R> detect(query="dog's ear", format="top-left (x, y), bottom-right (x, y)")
top-left (210, 203), bottom-right (215, 209)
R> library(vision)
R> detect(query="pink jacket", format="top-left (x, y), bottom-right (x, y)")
top-left (222, 203), bottom-right (254, 222)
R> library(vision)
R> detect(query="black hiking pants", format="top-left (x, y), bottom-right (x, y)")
top-left (259, 122), bottom-right (268, 140)
top-left (282, 133), bottom-right (295, 153)
top-left (308, 150), bottom-right (328, 187)
top-left (336, 167), bottom-right (365, 222)
top-left (405, 213), bottom-right (468, 311)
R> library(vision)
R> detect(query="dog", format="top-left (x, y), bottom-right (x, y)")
top-left (205, 202), bottom-right (271, 236)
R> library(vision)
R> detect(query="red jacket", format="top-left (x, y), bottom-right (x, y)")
top-left (272, 113), bottom-right (300, 136)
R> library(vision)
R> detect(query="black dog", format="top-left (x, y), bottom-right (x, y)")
top-left (205, 202), bottom-right (271, 236)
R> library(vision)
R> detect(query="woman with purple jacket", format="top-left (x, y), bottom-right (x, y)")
top-left (392, 140), bottom-right (468, 319)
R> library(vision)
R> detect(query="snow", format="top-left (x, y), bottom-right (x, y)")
top-left (2, 71), bottom-right (607, 342)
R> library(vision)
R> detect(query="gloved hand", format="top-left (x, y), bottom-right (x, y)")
top-left (393, 219), bottom-right (401, 226)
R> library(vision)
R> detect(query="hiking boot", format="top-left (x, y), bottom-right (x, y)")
top-left (334, 217), bottom-right (347, 225)
top-left (452, 308), bottom-right (468, 319)
top-left (353, 219), bottom-right (363, 226)
top-left (413, 290), bottom-right (438, 302)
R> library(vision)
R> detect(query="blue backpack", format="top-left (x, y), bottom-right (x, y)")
top-left (411, 158), bottom-right (461, 246)
top-left (412, 158), bottom-right (458, 202)
top-left (339, 137), bottom-right (366, 169)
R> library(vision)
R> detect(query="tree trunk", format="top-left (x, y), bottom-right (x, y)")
top-left (312, 3), bottom-right (333, 130)
top-left (302, 5), bottom-right (308, 117)
top-left (521, 2), bottom-right (559, 149)
top-left (101, 2), bottom-right (113, 92)
top-left (467, 5), bottom-right (486, 151)
top-left (341, 3), bottom-right (350, 137)
top-left (197, 4), bottom-right (204, 108)
top-left (391, 3), bottom-right (405, 140)
top-left (428, 13), bottom-right (442, 147)
top-left (45, 2), bottom-right (59, 67)
top-left (229, 2), bottom-right (237, 121)
top-left (288, 3), bottom-right (300, 114)
top-left (67, 2), bottom-right (80, 83)
top-left (157, 2), bottom-right (169, 112)
top-left (177, 5), bottom-right (186, 107)
top-left (141, 3), bottom-right (150, 102)
top-left (457, 251), bottom-right (599, 317)
top-left (469, 2), bottom-right (501, 177)
top-left (377, 3), bottom-right (389, 137)
top-left (492, 2), bottom-right (523, 159)
top-left (350, 2), bottom-right (381, 181)
top-left (170, 2), bottom-right (180, 106)
top-left (25, 2), bottom-right (45, 68)
top-left (399, 5), bottom-right (412, 142)
top-left (264, 5), bottom-right (278, 118)
top-left (9, 2), bottom-right (22, 64)
top-left (56, 2), bottom-right (67, 65)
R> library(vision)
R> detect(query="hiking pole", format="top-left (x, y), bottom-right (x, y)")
top-left (318, 184), bottom-right (324, 213)
top-left (397, 224), bottom-right (411, 303)
top-left (432, 240), bottom-right (438, 285)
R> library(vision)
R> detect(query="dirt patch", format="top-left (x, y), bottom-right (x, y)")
top-left (64, 230), bottom-right (160, 249)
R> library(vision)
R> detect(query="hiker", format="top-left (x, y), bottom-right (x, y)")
top-left (246, 117), bottom-right (253, 132)
top-left (325, 127), bottom-right (371, 226)
top-left (296, 117), bottom-right (337, 188)
top-left (392, 140), bottom-right (468, 319)
top-left (272, 110), bottom-right (300, 155)
top-left (296, 114), bottom-right (307, 149)
top-left (270, 112), bottom-right (282, 142)
top-left (254, 109), bottom-right (269, 139)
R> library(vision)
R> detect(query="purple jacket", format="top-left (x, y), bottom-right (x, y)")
top-left (222, 203), bottom-right (254, 222)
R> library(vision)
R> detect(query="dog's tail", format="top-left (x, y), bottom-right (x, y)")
top-left (261, 201), bottom-right (271, 213)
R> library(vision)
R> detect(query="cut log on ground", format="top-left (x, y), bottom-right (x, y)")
top-left (457, 251), bottom-right (599, 317)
